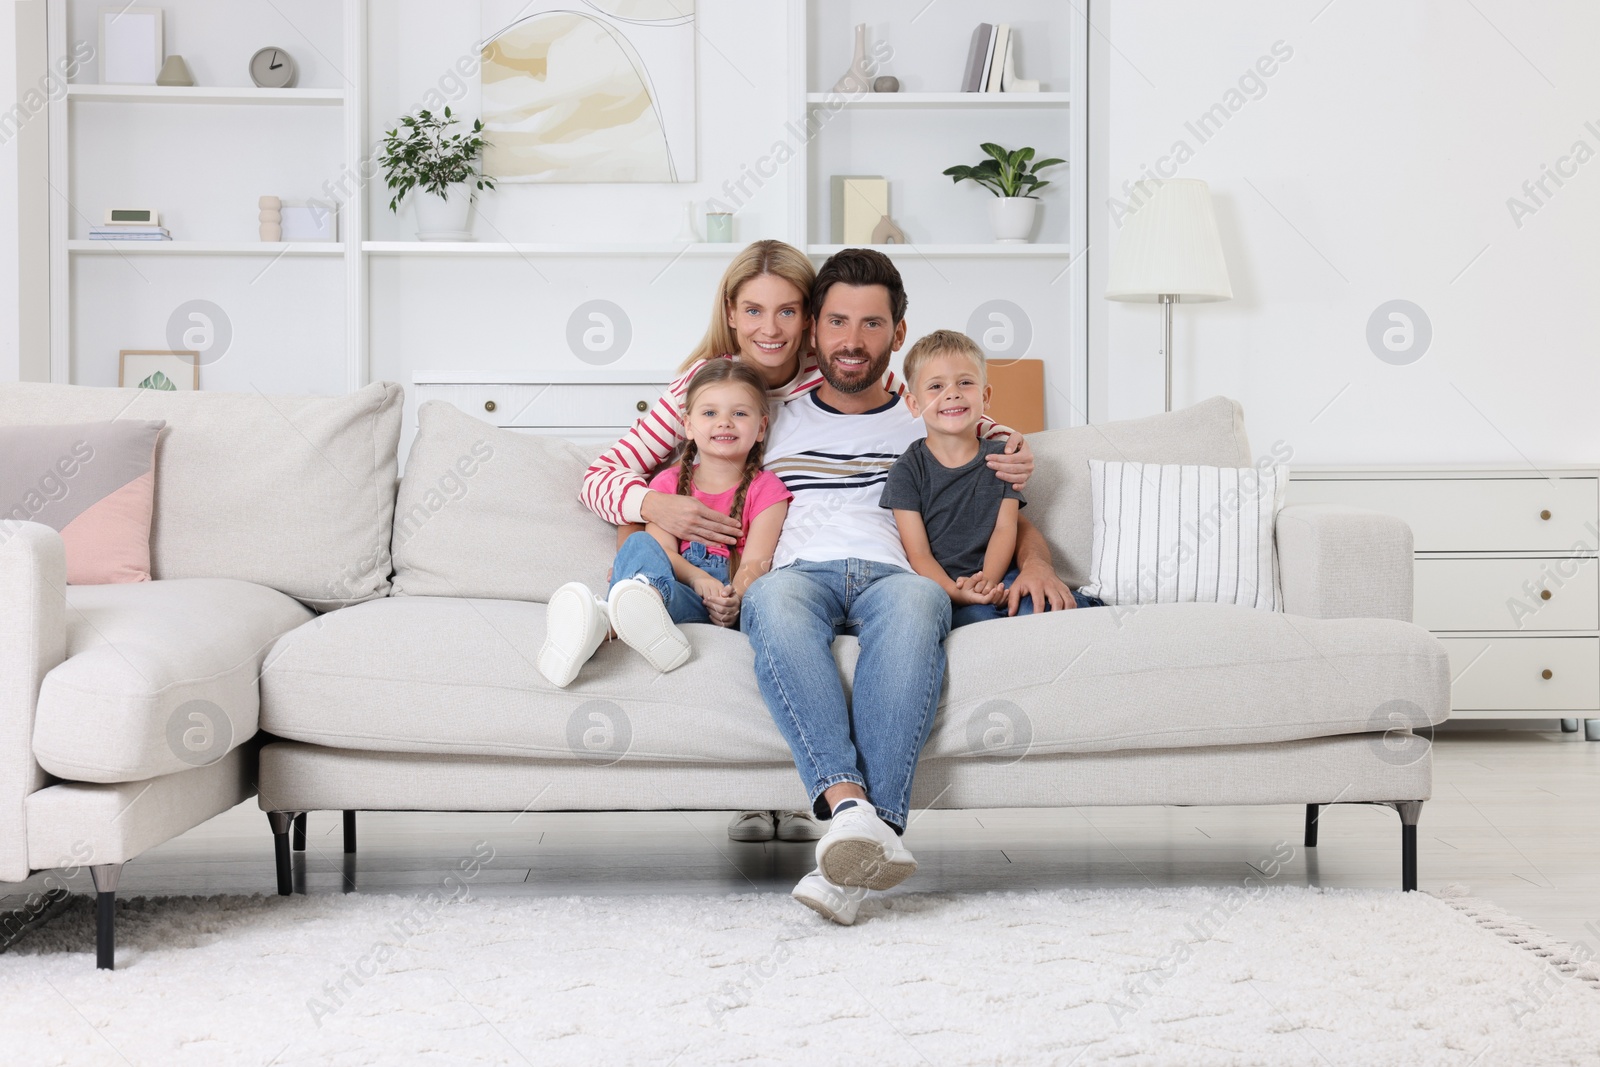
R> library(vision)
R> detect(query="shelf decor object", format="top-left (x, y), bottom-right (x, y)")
top-left (249, 47), bottom-right (298, 89)
top-left (119, 350), bottom-right (199, 391)
top-left (280, 203), bottom-right (336, 242)
top-left (831, 176), bottom-right (889, 244)
top-left (1001, 30), bottom-right (1040, 92)
top-left (380, 107), bottom-right (495, 241)
top-left (156, 55), bottom-right (194, 87)
top-left (480, 1), bottom-right (696, 182)
top-left (259, 197), bottom-right (283, 242)
top-left (705, 211), bottom-right (733, 243)
top-left (833, 23), bottom-right (875, 93)
top-left (98, 7), bottom-right (163, 86)
top-left (1105, 178), bottom-right (1233, 413)
top-left (942, 143), bottom-right (1063, 243)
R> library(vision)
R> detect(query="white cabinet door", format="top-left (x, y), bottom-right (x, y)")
top-left (1286, 478), bottom-right (1597, 552)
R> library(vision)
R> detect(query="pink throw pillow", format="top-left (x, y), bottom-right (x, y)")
top-left (0, 421), bottom-right (164, 584)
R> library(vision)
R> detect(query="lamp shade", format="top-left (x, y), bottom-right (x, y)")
top-left (1105, 178), bottom-right (1233, 303)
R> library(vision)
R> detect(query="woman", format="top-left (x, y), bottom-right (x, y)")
top-left (580, 239), bottom-right (1031, 843)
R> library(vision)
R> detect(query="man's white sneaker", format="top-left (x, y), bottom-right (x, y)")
top-left (608, 577), bottom-right (692, 673)
top-left (792, 868), bottom-right (866, 925)
top-left (816, 805), bottom-right (917, 891)
top-left (537, 582), bottom-right (610, 688)
top-left (726, 810), bottom-right (776, 842)
top-left (775, 810), bottom-right (824, 842)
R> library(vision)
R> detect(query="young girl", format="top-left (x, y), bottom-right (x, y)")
top-left (539, 360), bottom-right (792, 688)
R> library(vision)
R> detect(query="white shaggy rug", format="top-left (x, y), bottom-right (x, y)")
top-left (4, 886), bottom-right (1600, 1066)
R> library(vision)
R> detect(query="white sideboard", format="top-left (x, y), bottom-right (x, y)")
top-left (408, 370), bottom-right (675, 464)
top-left (1287, 467), bottom-right (1600, 738)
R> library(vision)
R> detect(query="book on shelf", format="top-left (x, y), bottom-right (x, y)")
top-left (89, 226), bottom-right (171, 241)
top-left (986, 25), bottom-right (1011, 92)
top-left (962, 23), bottom-right (993, 92)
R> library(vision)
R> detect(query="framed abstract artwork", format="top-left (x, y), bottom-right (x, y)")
top-left (479, 1), bottom-right (696, 183)
top-left (119, 350), bottom-right (198, 391)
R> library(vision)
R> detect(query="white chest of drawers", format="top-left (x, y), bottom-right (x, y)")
top-left (1287, 468), bottom-right (1600, 736)
top-left (407, 370), bottom-right (675, 463)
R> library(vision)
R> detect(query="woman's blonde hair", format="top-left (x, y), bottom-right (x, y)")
top-left (674, 360), bottom-right (771, 525)
top-left (677, 239), bottom-right (816, 373)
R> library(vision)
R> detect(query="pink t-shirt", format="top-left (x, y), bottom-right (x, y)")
top-left (646, 466), bottom-right (793, 558)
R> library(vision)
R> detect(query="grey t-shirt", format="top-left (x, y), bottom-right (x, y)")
top-left (879, 438), bottom-right (1025, 579)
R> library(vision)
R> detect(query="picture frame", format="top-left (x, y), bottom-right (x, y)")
top-left (119, 350), bottom-right (199, 392)
top-left (98, 7), bottom-right (164, 86)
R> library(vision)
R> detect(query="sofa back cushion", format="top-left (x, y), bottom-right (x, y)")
top-left (0, 382), bottom-right (402, 609)
top-left (391, 401), bottom-right (615, 602)
top-left (1026, 396), bottom-right (1253, 587)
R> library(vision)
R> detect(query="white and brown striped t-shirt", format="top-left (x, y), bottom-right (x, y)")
top-left (765, 391), bottom-right (927, 571)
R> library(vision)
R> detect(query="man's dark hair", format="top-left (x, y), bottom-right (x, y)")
top-left (811, 247), bottom-right (908, 325)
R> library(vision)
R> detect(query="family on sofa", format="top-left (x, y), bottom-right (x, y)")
top-left (540, 241), bottom-right (1102, 925)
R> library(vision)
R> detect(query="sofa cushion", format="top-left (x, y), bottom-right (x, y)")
top-left (259, 596), bottom-right (1447, 764)
top-left (390, 401), bottom-right (615, 602)
top-left (0, 382), bottom-right (402, 610)
top-left (1026, 396), bottom-right (1255, 587)
top-left (33, 579), bottom-right (314, 783)
top-left (0, 420), bottom-right (164, 584)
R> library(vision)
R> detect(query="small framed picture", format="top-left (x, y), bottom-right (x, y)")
top-left (99, 7), bottom-right (164, 86)
top-left (120, 350), bottom-right (199, 391)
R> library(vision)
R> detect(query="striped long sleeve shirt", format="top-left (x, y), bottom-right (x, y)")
top-left (580, 351), bottom-right (1016, 525)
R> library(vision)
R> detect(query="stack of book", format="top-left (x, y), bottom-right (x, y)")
top-left (962, 23), bottom-right (1028, 92)
top-left (89, 224), bottom-right (171, 241)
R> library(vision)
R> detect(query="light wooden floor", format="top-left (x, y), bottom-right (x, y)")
top-left (5, 724), bottom-right (1598, 949)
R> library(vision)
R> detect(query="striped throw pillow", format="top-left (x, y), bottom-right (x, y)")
top-left (1081, 459), bottom-right (1288, 610)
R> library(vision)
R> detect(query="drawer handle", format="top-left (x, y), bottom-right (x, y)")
top-left (484, 400), bottom-right (497, 413)
top-left (1540, 589), bottom-right (1552, 601)
top-left (636, 400), bottom-right (649, 413)
top-left (1542, 669), bottom-right (1554, 680)
top-left (1540, 509), bottom-right (1552, 520)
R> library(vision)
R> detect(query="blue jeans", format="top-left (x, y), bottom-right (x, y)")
top-left (949, 566), bottom-right (1105, 629)
top-left (610, 532), bottom-right (728, 625)
top-left (740, 559), bottom-right (951, 831)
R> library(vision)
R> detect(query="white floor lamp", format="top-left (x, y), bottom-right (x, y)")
top-left (1105, 178), bottom-right (1233, 412)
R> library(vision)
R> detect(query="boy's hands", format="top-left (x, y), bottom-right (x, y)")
top-left (951, 574), bottom-right (1007, 606)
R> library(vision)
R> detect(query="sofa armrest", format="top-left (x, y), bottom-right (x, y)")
top-left (0, 522), bottom-right (67, 881)
top-left (1276, 504), bottom-right (1413, 622)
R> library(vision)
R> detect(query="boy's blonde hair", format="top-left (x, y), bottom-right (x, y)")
top-left (902, 329), bottom-right (986, 390)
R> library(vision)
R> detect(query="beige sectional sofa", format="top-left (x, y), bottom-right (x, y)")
top-left (0, 384), bottom-right (1449, 970)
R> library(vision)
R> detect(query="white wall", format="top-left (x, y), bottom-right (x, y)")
top-left (1098, 0), bottom-right (1600, 465)
top-left (0, 1), bottom-right (18, 383)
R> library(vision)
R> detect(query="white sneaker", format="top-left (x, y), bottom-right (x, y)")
top-left (775, 810), bottom-right (824, 842)
top-left (538, 582), bottom-right (610, 688)
top-left (816, 804), bottom-right (917, 891)
top-left (726, 810), bottom-right (776, 842)
top-left (608, 578), bottom-right (692, 673)
top-left (792, 868), bottom-right (866, 925)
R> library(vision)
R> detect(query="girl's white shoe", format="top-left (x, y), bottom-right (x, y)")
top-left (538, 582), bottom-right (611, 688)
top-left (608, 577), bottom-right (692, 673)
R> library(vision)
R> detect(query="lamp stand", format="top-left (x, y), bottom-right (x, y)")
top-left (1159, 293), bottom-right (1174, 413)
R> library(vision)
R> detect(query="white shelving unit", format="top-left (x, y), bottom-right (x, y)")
top-left (47, 0), bottom-right (1091, 419)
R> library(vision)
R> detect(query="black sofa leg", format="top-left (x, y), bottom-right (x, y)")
top-left (1393, 801), bottom-right (1422, 892)
top-left (292, 812), bottom-right (307, 852)
top-left (91, 863), bottom-right (122, 971)
top-left (268, 811), bottom-right (301, 896)
top-left (343, 810), bottom-right (357, 854)
top-left (1304, 804), bottom-right (1320, 848)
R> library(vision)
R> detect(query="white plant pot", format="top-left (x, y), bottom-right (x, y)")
top-left (414, 184), bottom-right (473, 241)
top-left (988, 197), bottom-right (1038, 244)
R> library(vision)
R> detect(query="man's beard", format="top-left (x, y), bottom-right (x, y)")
top-left (818, 342), bottom-right (893, 394)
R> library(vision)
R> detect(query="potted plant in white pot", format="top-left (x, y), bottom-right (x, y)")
top-left (943, 143), bottom-right (1064, 243)
top-left (379, 106), bottom-right (496, 241)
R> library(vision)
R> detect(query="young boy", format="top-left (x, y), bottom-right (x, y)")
top-left (880, 329), bottom-right (1098, 627)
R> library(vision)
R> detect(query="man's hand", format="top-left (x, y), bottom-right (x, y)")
top-left (987, 433), bottom-right (1034, 491)
top-left (1008, 558), bottom-right (1074, 615)
top-left (640, 490), bottom-right (741, 546)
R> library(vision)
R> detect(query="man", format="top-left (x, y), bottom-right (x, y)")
top-left (741, 248), bottom-right (1076, 925)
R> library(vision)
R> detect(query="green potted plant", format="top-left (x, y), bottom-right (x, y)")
top-left (942, 143), bottom-right (1064, 243)
top-left (379, 106), bottom-right (496, 241)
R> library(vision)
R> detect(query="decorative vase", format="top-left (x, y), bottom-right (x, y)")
top-left (414, 183), bottom-right (473, 241)
top-left (988, 197), bottom-right (1038, 243)
top-left (674, 199), bottom-right (700, 243)
top-left (833, 23), bottom-right (873, 93)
